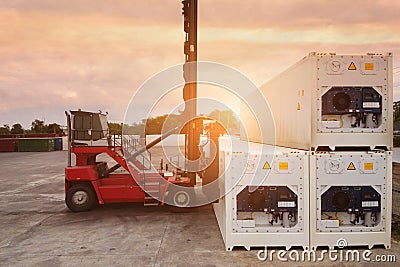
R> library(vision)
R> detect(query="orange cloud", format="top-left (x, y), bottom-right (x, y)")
top-left (0, 0), bottom-right (399, 127)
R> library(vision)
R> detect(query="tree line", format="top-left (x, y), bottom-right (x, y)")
top-left (0, 119), bottom-right (64, 135)
top-left (110, 109), bottom-right (240, 136)
top-left (0, 109), bottom-right (239, 137)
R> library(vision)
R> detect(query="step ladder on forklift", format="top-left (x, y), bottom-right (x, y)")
top-left (125, 146), bottom-right (162, 207)
top-left (143, 172), bottom-right (161, 206)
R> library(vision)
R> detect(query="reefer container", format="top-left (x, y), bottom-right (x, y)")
top-left (309, 150), bottom-right (392, 249)
top-left (18, 138), bottom-right (55, 152)
top-left (241, 52), bottom-right (393, 151)
top-left (214, 137), bottom-right (309, 251)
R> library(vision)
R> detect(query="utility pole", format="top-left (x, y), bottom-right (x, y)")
top-left (182, 0), bottom-right (200, 186)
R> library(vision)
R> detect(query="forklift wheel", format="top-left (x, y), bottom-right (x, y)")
top-left (66, 184), bottom-right (96, 212)
top-left (166, 187), bottom-right (195, 208)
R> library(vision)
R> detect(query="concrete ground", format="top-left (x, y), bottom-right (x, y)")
top-left (0, 151), bottom-right (400, 266)
top-left (393, 147), bottom-right (400, 163)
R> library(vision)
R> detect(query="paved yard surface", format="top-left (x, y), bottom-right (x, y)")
top-left (0, 151), bottom-right (399, 266)
top-left (393, 147), bottom-right (400, 163)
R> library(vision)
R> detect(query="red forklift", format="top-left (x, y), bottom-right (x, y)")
top-left (65, 1), bottom-right (211, 212)
top-left (64, 110), bottom-right (195, 212)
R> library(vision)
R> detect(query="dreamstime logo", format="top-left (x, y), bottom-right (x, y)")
top-left (336, 238), bottom-right (348, 249)
top-left (122, 62), bottom-right (276, 207)
top-left (257, 238), bottom-right (396, 263)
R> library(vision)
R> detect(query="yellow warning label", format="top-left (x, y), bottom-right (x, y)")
top-left (365, 63), bottom-right (374, 71)
top-left (348, 62), bottom-right (357, 71)
top-left (347, 162), bottom-right (356, 170)
top-left (263, 162), bottom-right (271, 170)
top-left (301, 90), bottom-right (305, 96)
top-left (364, 162), bottom-right (374, 171)
top-left (297, 102), bottom-right (301, 110)
top-left (279, 162), bottom-right (289, 171)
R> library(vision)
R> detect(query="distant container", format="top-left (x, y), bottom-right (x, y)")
top-left (0, 134), bottom-right (22, 139)
top-left (54, 137), bottom-right (63, 151)
top-left (146, 134), bottom-right (185, 147)
top-left (62, 136), bottom-right (68, 150)
top-left (18, 138), bottom-right (55, 152)
top-left (25, 133), bottom-right (60, 138)
top-left (0, 139), bottom-right (18, 152)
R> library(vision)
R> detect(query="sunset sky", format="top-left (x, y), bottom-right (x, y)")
top-left (0, 0), bottom-right (399, 128)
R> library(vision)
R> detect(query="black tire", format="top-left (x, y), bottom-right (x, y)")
top-left (66, 184), bottom-right (97, 212)
top-left (166, 186), bottom-right (196, 209)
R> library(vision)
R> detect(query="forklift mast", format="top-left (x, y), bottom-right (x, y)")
top-left (182, 0), bottom-right (200, 186)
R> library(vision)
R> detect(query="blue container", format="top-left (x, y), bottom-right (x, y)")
top-left (54, 137), bottom-right (63, 151)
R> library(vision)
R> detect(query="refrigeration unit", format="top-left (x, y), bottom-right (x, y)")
top-left (309, 150), bottom-right (392, 249)
top-left (236, 52), bottom-right (394, 251)
top-left (213, 137), bottom-right (309, 251)
top-left (240, 52), bottom-right (393, 151)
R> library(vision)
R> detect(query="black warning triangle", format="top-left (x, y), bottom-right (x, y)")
top-left (348, 62), bottom-right (357, 71)
top-left (347, 162), bottom-right (356, 170)
top-left (263, 161), bottom-right (271, 170)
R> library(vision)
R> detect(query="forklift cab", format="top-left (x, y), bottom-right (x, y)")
top-left (68, 110), bottom-right (109, 144)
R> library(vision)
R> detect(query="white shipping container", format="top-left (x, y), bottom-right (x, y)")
top-left (309, 150), bottom-right (392, 249)
top-left (241, 52), bottom-right (393, 151)
top-left (214, 137), bottom-right (309, 251)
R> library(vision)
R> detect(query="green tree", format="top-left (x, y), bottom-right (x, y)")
top-left (109, 122), bottom-right (123, 134)
top-left (0, 124), bottom-right (10, 135)
top-left (123, 123), bottom-right (145, 136)
top-left (10, 123), bottom-right (24, 134)
top-left (30, 119), bottom-right (46, 133)
top-left (144, 113), bottom-right (185, 135)
top-left (122, 110), bottom-right (240, 136)
top-left (46, 123), bottom-right (64, 135)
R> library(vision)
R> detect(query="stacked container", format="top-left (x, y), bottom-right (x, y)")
top-left (214, 137), bottom-right (309, 251)
top-left (241, 52), bottom-right (393, 151)
top-left (217, 52), bottom-right (393, 250)
top-left (0, 134), bottom-right (63, 152)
